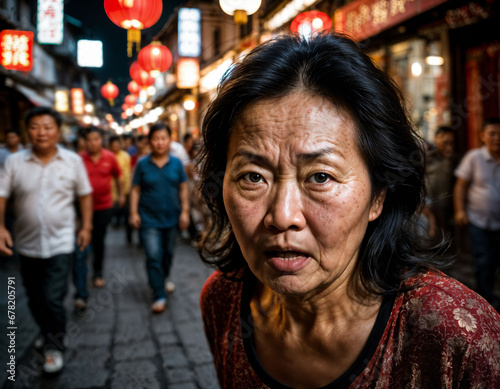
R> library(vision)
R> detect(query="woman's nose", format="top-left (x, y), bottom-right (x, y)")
top-left (263, 182), bottom-right (306, 232)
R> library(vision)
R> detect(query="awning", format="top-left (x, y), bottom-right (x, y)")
top-left (14, 83), bottom-right (53, 107)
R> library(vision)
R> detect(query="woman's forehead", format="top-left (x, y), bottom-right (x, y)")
top-left (231, 92), bottom-right (356, 148)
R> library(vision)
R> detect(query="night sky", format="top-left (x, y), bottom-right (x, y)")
top-left (64, 0), bottom-right (185, 109)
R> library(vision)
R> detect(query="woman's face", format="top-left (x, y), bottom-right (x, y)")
top-left (223, 92), bottom-right (385, 298)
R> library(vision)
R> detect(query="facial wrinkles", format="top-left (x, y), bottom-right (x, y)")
top-left (232, 101), bottom-right (353, 180)
top-left (229, 96), bottom-right (372, 250)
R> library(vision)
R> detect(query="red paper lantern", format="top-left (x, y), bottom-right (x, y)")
top-left (104, 0), bottom-right (163, 57)
top-left (130, 61), bottom-right (155, 88)
top-left (122, 103), bottom-right (130, 111)
top-left (290, 11), bottom-right (332, 36)
top-left (125, 94), bottom-right (137, 106)
top-left (138, 41), bottom-right (172, 78)
top-left (128, 80), bottom-right (141, 96)
top-left (101, 81), bottom-right (119, 106)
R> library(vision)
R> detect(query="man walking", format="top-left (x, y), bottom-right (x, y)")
top-left (0, 107), bottom-right (93, 374)
top-left (74, 127), bottom-right (123, 311)
top-left (454, 117), bottom-right (500, 310)
top-left (425, 126), bottom-right (459, 237)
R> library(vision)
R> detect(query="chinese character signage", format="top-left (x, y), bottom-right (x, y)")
top-left (334, 0), bottom-right (448, 41)
top-left (178, 8), bottom-right (201, 57)
top-left (37, 0), bottom-right (64, 45)
top-left (0, 30), bottom-right (34, 72)
top-left (177, 58), bottom-right (200, 89)
top-left (71, 88), bottom-right (85, 115)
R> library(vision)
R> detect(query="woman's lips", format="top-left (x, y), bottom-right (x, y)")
top-left (265, 250), bottom-right (311, 272)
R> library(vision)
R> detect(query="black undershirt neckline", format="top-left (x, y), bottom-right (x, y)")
top-left (240, 273), bottom-right (396, 389)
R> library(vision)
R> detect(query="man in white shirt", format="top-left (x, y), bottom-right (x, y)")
top-left (454, 117), bottom-right (500, 310)
top-left (0, 107), bottom-right (93, 374)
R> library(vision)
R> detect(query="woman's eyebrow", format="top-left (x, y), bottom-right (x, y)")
top-left (297, 147), bottom-right (337, 161)
top-left (232, 150), bottom-right (272, 166)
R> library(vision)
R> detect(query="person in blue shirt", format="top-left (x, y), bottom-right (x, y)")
top-left (129, 122), bottom-right (189, 313)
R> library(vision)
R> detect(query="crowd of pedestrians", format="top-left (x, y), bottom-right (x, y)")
top-left (0, 106), bottom-right (202, 375)
top-left (0, 105), bottom-right (498, 377)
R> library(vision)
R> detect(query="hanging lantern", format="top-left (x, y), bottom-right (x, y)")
top-left (104, 0), bottom-right (163, 57)
top-left (219, 0), bottom-right (261, 25)
top-left (100, 81), bottom-right (119, 106)
top-left (125, 94), bottom-right (137, 106)
top-left (130, 61), bottom-right (155, 88)
top-left (122, 103), bottom-right (130, 111)
top-left (128, 80), bottom-right (141, 96)
top-left (290, 11), bottom-right (332, 38)
top-left (138, 41), bottom-right (172, 78)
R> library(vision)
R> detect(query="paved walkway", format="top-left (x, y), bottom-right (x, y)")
top-left (0, 227), bottom-right (219, 389)
top-left (0, 227), bottom-right (498, 388)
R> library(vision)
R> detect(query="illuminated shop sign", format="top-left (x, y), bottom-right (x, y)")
top-left (77, 40), bottom-right (103, 68)
top-left (334, 0), bottom-right (448, 41)
top-left (177, 58), bottom-right (200, 89)
top-left (178, 8), bottom-right (201, 57)
top-left (71, 88), bottom-right (85, 115)
top-left (0, 30), bottom-right (34, 72)
top-left (37, 0), bottom-right (64, 45)
top-left (55, 89), bottom-right (69, 112)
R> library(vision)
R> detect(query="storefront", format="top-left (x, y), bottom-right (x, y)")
top-left (334, 0), bottom-right (500, 152)
top-left (334, 0), bottom-right (451, 143)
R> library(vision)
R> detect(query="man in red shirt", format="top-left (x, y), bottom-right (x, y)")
top-left (73, 127), bottom-right (124, 311)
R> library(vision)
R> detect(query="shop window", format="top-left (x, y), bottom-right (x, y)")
top-left (388, 38), bottom-right (449, 142)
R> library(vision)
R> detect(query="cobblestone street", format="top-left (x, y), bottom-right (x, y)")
top-left (1, 227), bottom-right (219, 389)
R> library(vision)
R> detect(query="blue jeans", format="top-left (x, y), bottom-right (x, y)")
top-left (468, 224), bottom-right (500, 303)
top-left (20, 254), bottom-right (71, 351)
top-left (140, 227), bottom-right (178, 301)
top-left (73, 244), bottom-right (91, 300)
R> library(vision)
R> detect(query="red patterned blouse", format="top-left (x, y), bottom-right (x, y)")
top-left (200, 269), bottom-right (500, 388)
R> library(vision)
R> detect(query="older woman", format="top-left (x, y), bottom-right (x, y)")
top-left (198, 33), bottom-right (500, 388)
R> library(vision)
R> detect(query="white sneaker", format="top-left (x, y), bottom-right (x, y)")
top-left (33, 334), bottom-right (45, 349)
top-left (152, 298), bottom-right (167, 313)
top-left (43, 349), bottom-right (64, 374)
top-left (165, 281), bottom-right (175, 293)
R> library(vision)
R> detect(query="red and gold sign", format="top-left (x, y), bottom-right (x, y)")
top-left (334, 0), bottom-right (448, 41)
top-left (291, 11), bottom-right (332, 35)
top-left (71, 88), bottom-right (85, 115)
top-left (138, 41), bottom-right (172, 78)
top-left (104, 0), bottom-right (163, 57)
top-left (0, 30), bottom-right (34, 71)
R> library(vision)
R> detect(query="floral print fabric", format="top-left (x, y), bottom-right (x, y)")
top-left (200, 269), bottom-right (500, 388)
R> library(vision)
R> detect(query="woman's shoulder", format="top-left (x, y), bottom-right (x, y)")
top-left (200, 270), bottom-right (245, 314)
top-left (398, 270), bottom-right (500, 339)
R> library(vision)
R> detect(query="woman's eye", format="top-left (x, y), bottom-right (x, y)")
top-left (308, 173), bottom-right (331, 184)
top-left (243, 172), bottom-right (263, 183)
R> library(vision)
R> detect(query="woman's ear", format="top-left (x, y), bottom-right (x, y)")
top-left (369, 188), bottom-right (386, 222)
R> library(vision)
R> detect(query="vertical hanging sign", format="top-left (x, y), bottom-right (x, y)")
top-left (37, 0), bottom-right (64, 45)
top-left (178, 8), bottom-right (201, 57)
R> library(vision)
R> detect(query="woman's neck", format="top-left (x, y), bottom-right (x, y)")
top-left (251, 279), bottom-right (381, 339)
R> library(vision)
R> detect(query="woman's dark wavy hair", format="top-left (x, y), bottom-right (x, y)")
top-left (198, 32), bottom-right (447, 294)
